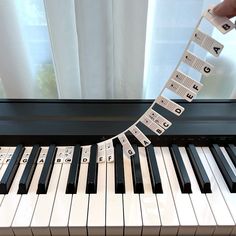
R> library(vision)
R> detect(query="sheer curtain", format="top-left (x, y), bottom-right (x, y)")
top-left (0, 0), bottom-right (148, 99)
top-left (1, 0), bottom-right (235, 99)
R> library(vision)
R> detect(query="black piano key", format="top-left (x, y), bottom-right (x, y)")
top-left (186, 144), bottom-right (211, 193)
top-left (37, 145), bottom-right (57, 194)
top-left (0, 145), bottom-right (24, 194)
top-left (145, 144), bottom-right (163, 193)
top-left (86, 144), bottom-right (98, 194)
top-left (18, 145), bottom-right (41, 194)
top-left (210, 144), bottom-right (236, 193)
top-left (131, 144), bottom-right (144, 193)
top-left (169, 144), bottom-right (192, 193)
top-left (66, 145), bottom-right (82, 194)
top-left (115, 144), bottom-right (125, 194)
top-left (225, 144), bottom-right (236, 169)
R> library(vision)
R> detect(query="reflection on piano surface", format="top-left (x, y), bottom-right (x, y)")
top-left (0, 99), bottom-right (235, 236)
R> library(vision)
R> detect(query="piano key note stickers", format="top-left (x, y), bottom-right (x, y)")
top-left (95, 6), bottom-right (235, 157)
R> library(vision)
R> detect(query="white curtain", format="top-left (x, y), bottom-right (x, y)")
top-left (0, 1), bottom-right (34, 98)
top-left (143, 0), bottom-right (221, 99)
top-left (44, 0), bottom-right (148, 99)
top-left (0, 0), bottom-right (235, 99)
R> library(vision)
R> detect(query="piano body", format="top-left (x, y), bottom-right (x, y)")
top-left (0, 99), bottom-right (235, 236)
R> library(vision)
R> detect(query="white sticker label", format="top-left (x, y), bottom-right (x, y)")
top-left (20, 147), bottom-right (32, 164)
top-left (204, 7), bottom-right (235, 34)
top-left (129, 125), bottom-right (151, 147)
top-left (193, 28), bottom-right (223, 57)
top-left (81, 145), bottom-right (91, 163)
top-left (105, 139), bottom-right (113, 150)
top-left (97, 142), bottom-right (106, 163)
top-left (182, 51), bottom-right (214, 76)
top-left (155, 96), bottom-right (185, 116)
top-left (106, 153), bottom-right (114, 162)
top-left (140, 115), bottom-right (165, 136)
top-left (166, 79), bottom-right (196, 102)
top-left (146, 109), bottom-right (172, 129)
top-left (37, 147), bottom-right (48, 164)
top-left (171, 70), bottom-right (203, 93)
top-left (105, 139), bottom-right (114, 162)
top-left (64, 156), bottom-right (72, 164)
top-left (118, 133), bottom-right (135, 157)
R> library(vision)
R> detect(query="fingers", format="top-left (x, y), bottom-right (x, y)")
top-left (213, 0), bottom-right (236, 18)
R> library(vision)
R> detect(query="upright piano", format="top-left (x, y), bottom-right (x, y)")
top-left (0, 99), bottom-right (235, 236)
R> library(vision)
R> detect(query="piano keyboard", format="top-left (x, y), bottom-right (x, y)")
top-left (0, 144), bottom-right (235, 236)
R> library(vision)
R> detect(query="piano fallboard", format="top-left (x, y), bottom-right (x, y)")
top-left (0, 99), bottom-right (235, 145)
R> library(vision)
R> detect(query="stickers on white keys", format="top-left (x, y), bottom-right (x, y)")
top-left (166, 79), bottom-right (197, 102)
top-left (37, 147), bottom-right (49, 164)
top-left (97, 142), bottom-right (106, 163)
top-left (193, 28), bottom-right (223, 57)
top-left (146, 109), bottom-right (172, 129)
top-left (171, 70), bottom-right (203, 93)
top-left (182, 51), bottom-right (214, 76)
top-left (118, 133), bottom-right (135, 157)
top-left (20, 147), bottom-right (33, 164)
top-left (155, 95), bottom-right (185, 116)
top-left (64, 146), bottom-right (74, 163)
top-left (81, 145), bottom-right (91, 164)
top-left (3, 147), bottom-right (15, 164)
top-left (55, 147), bottom-right (65, 164)
top-left (105, 139), bottom-right (114, 162)
top-left (0, 147), bottom-right (10, 164)
top-left (140, 115), bottom-right (165, 136)
top-left (129, 125), bottom-right (151, 147)
top-left (204, 7), bottom-right (235, 34)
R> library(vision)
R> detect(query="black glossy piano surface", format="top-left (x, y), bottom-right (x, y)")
top-left (0, 99), bottom-right (235, 236)
top-left (0, 99), bottom-right (235, 145)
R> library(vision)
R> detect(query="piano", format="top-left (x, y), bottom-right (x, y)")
top-left (0, 99), bottom-right (235, 236)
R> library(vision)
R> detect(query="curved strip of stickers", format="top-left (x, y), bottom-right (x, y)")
top-left (97, 6), bottom-right (235, 160)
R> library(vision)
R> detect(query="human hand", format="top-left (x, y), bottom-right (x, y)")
top-left (213, 0), bottom-right (236, 18)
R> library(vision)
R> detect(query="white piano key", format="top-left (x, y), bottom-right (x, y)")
top-left (140, 115), bottom-right (165, 136)
top-left (31, 147), bottom-right (64, 236)
top-left (182, 51), bottom-right (214, 76)
top-left (0, 147), bottom-right (31, 236)
top-left (154, 147), bottom-right (179, 236)
top-left (123, 153), bottom-right (142, 235)
top-left (118, 133), bottom-right (135, 156)
top-left (139, 147), bottom-right (160, 235)
top-left (171, 70), bottom-right (203, 93)
top-left (81, 145), bottom-right (91, 164)
top-left (161, 147), bottom-right (198, 235)
top-left (69, 146), bottom-right (89, 236)
top-left (129, 125), bottom-right (151, 147)
top-left (155, 95), bottom-right (185, 116)
top-left (197, 147), bottom-right (234, 235)
top-left (202, 147), bottom-right (236, 235)
top-left (106, 146), bottom-right (124, 236)
top-left (0, 147), bottom-right (12, 207)
top-left (166, 79), bottom-right (196, 102)
top-left (12, 147), bottom-right (48, 236)
top-left (192, 28), bottom-right (224, 57)
top-left (179, 147), bottom-right (216, 235)
top-left (0, 147), bottom-right (10, 167)
top-left (204, 7), bottom-right (235, 34)
top-left (220, 146), bottom-right (236, 174)
top-left (49, 147), bottom-right (74, 236)
top-left (146, 109), bottom-right (172, 130)
top-left (87, 144), bottom-right (106, 236)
